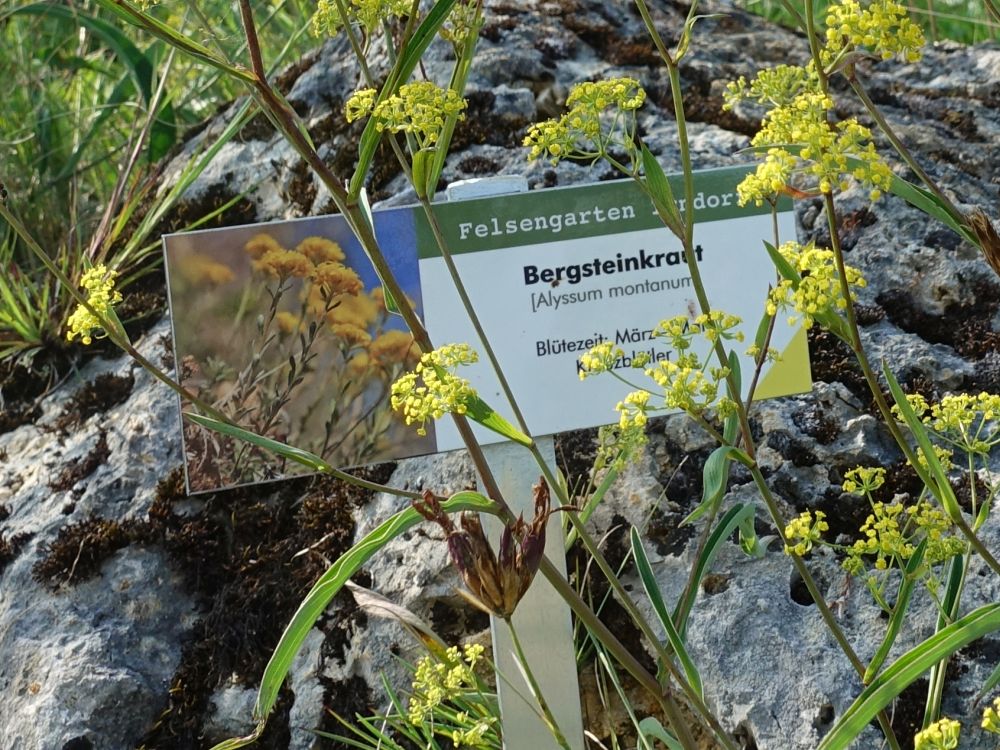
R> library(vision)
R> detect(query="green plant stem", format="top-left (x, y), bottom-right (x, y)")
top-left (821, 193), bottom-right (1000, 576)
top-left (749, 465), bottom-right (903, 750)
top-left (503, 616), bottom-right (573, 750)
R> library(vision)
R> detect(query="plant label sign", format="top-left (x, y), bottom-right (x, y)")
top-left (164, 165), bottom-right (808, 493)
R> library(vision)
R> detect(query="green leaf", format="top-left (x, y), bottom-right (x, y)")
top-left (631, 527), bottom-right (703, 699)
top-left (682, 445), bottom-right (752, 526)
top-left (348, 0), bottom-right (459, 199)
top-left (210, 490), bottom-right (497, 749)
top-left (185, 413), bottom-right (334, 473)
top-left (882, 362), bottom-right (961, 520)
top-left (763, 240), bottom-right (799, 283)
top-left (818, 604), bottom-right (1000, 750)
top-left (463, 394), bottom-right (533, 447)
top-left (863, 538), bottom-right (927, 683)
top-left (737, 511), bottom-right (761, 557)
top-left (641, 145), bottom-right (683, 234)
top-left (637, 717), bottom-right (684, 750)
top-left (674, 503), bottom-right (756, 639)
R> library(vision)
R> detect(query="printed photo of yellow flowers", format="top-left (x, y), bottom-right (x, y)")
top-left (164, 210), bottom-right (434, 492)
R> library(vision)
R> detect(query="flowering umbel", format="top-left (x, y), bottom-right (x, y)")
top-left (414, 480), bottom-right (552, 619)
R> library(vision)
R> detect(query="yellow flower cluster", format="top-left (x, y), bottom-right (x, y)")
top-left (824, 0), bottom-right (924, 63)
top-left (66, 264), bottom-right (123, 346)
top-left (724, 64), bottom-right (820, 110)
top-left (440, 0), bottom-right (480, 48)
top-left (407, 643), bottom-right (485, 726)
top-left (578, 341), bottom-right (623, 380)
top-left (452, 712), bottom-right (496, 748)
top-left (983, 697), bottom-right (1000, 734)
top-left (894, 391), bottom-right (1000, 460)
top-left (311, 261), bottom-right (362, 297)
top-left (741, 89), bottom-right (892, 205)
top-left (913, 717), bottom-right (960, 750)
top-left (616, 390), bottom-right (650, 430)
top-left (647, 358), bottom-right (729, 416)
top-left (767, 241), bottom-right (867, 329)
top-left (842, 466), bottom-right (886, 495)
top-left (724, 0), bottom-right (921, 207)
top-left (842, 500), bottom-right (964, 575)
top-left (312, 0), bottom-right (411, 36)
top-left (523, 78), bottom-right (646, 165)
top-left (347, 82), bottom-right (467, 150)
top-left (784, 510), bottom-right (829, 556)
top-left (926, 392), bottom-right (1000, 456)
top-left (391, 343), bottom-right (479, 435)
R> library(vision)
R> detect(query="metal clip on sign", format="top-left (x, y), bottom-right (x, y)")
top-left (445, 176), bottom-right (586, 750)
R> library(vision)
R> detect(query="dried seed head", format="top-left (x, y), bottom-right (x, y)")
top-left (412, 479), bottom-right (554, 618)
top-left (968, 208), bottom-right (1000, 280)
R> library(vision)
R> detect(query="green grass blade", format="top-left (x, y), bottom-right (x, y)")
top-left (674, 503), bottom-right (756, 639)
top-left (863, 538), bottom-right (928, 683)
top-left (630, 527), bottom-right (703, 698)
top-left (882, 362), bottom-right (961, 520)
top-left (185, 412), bottom-right (335, 473)
top-left (10, 3), bottom-right (153, 101)
top-left (818, 603), bottom-right (1000, 750)
top-left (209, 490), bottom-right (496, 749)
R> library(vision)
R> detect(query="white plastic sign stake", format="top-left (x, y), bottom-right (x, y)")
top-left (447, 177), bottom-right (586, 750)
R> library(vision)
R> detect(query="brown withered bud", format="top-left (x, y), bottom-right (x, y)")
top-left (413, 480), bottom-right (552, 619)
top-left (968, 208), bottom-right (1000, 279)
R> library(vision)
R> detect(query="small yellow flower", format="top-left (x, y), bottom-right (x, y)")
top-left (331, 322), bottom-right (372, 347)
top-left (914, 717), bottom-right (960, 750)
top-left (824, 0), bottom-right (924, 64)
top-left (783, 510), bottom-right (829, 556)
top-left (66, 264), bottom-right (123, 346)
top-left (368, 82), bottom-right (467, 150)
top-left (344, 88), bottom-right (377, 124)
top-left (312, 0), bottom-right (411, 36)
top-left (766, 241), bottom-right (866, 329)
top-left (578, 341), bottom-right (622, 380)
top-left (524, 77), bottom-right (646, 165)
top-left (983, 697), bottom-right (1000, 734)
top-left (842, 466), bottom-right (886, 495)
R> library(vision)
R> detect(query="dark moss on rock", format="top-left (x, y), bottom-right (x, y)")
top-left (50, 431), bottom-right (110, 492)
top-left (32, 515), bottom-right (135, 587)
top-left (56, 373), bottom-right (135, 430)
